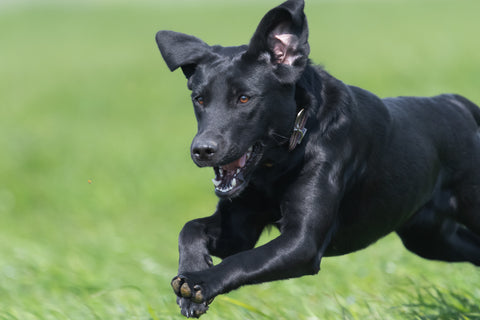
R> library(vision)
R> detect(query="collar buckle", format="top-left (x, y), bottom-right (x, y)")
top-left (288, 108), bottom-right (308, 151)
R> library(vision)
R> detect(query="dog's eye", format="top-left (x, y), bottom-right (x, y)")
top-left (195, 96), bottom-right (204, 105)
top-left (238, 95), bottom-right (250, 104)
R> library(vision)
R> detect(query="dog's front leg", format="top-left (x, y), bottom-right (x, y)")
top-left (173, 177), bottom-right (340, 316)
top-left (173, 197), bottom-right (268, 317)
top-left (173, 215), bottom-right (216, 318)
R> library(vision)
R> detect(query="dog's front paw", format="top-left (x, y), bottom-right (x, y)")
top-left (172, 275), bottom-right (214, 318)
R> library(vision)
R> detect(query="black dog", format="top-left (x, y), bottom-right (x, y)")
top-left (156, 0), bottom-right (480, 317)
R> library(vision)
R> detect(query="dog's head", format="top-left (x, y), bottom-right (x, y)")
top-left (156, 0), bottom-right (310, 198)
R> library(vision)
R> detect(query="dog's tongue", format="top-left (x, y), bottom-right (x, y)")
top-left (222, 153), bottom-right (247, 171)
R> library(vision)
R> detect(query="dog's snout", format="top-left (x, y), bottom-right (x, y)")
top-left (192, 140), bottom-right (218, 163)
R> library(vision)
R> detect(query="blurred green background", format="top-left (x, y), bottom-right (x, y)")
top-left (1, 0), bottom-right (480, 319)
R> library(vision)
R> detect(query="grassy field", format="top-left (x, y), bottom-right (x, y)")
top-left (1, 0), bottom-right (480, 319)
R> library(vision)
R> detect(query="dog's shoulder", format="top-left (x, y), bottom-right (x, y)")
top-left (302, 67), bottom-right (391, 142)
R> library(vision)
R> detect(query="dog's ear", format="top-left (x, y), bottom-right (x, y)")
top-left (155, 30), bottom-right (211, 79)
top-left (244, 0), bottom-right (309, 83)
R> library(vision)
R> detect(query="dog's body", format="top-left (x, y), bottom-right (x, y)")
top-left (156, 0), bottom-right (480, 317)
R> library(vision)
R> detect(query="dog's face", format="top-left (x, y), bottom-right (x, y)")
top-left (156, 0), bottom-right (310, 198)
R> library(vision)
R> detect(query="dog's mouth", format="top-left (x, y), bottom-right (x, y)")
top-left (212, 143), bottom-right (262, 197)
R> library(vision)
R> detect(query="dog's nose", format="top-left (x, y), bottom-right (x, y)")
top-left (192, 140), bottom-right (218, 162)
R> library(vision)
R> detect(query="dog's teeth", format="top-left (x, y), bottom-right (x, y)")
top-left (246, 146), bottom-right (253, 160)
top-left (212, 178), bottom-right (221, 187)
top-left (219, 169), bottom-right (224, 177)
top-left (236, 169), bottom-right (240, 175)
top-left (215, 178), bottom-right (238, 193)
top-left (221, 186), bottom-right (230, 192)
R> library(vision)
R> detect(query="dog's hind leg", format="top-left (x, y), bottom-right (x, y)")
top-left (396, 202), bottom-right (480, 266)
top-left (397, 129), bottom-right (480, 267)
top-left (454, 176), bottom-right (480, 238)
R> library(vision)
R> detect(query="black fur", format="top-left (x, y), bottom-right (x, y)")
top-left (155, 0), bottom-right (480, 317)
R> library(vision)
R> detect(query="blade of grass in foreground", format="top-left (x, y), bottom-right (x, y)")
top-left (396, 286), bottom-right (480, 320)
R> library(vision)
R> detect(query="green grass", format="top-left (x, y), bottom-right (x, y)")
top-left (1, 0), bottom-right (480, 319)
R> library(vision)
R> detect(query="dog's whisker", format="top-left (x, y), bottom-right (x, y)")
top-left (270, 132), bottom-right (289, 145)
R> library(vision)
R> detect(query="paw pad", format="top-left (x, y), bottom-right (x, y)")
top-left (192, 285), bottom-right (204, 303)
top-left (180, 282), bottom-right (192, 298)
top-left (172, 277), bottom-right (182, 294)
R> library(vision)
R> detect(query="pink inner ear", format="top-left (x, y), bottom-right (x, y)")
top-left (272, 33), bottom-right (300, 65)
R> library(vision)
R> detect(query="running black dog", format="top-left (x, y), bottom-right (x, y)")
top-left (155, 0), bottom-right (480, 317)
